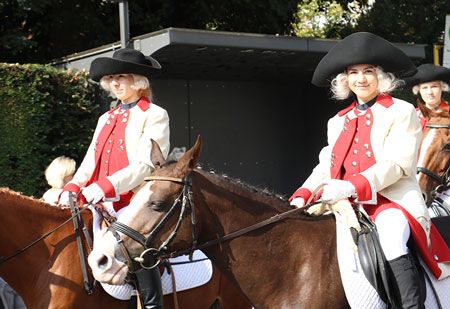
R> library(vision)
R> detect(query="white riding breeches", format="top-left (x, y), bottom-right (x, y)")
top-left (375, 208), bottom-right (410, 261)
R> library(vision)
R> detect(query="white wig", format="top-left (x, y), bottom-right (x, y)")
top-left (412, 81), bottom-right (450, 95)
top-left (330, 66), bottom-right (404, 100)
top-left (99, 74), bottom-right (152, 99)
top-left (45, 156), bottom-right (76, 189)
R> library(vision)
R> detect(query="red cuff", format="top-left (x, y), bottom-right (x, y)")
top-left (289, 188), bottom-right (312, 202)
top-left (96, 178), bottom-right (116, 199)
top-left (63, 183), bottom-right (81, 193)
top-left (348, 174), bottom-right (372, 202)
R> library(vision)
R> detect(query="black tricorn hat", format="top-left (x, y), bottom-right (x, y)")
top-left (407, 63), bottom-right (450, 86)
top-left (312, 32), bottom-right (417, 87)
top-left (89, 48), bottom-right (161, 82)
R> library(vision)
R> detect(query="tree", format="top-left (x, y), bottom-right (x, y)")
top-left (0, 0), bottom-right (298, 64)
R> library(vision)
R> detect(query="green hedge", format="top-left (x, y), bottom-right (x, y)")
top-left (0, 63), bottom-right (105, 197)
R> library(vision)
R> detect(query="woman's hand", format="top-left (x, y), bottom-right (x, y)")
top-left (322, 179), bottom-right (356, 204)
top-left (290, 197), bottom-right (305, 208)
top-left (82, 183), bottom-right (105, 204)
top-left (58, 191), bottom-right (76, 207)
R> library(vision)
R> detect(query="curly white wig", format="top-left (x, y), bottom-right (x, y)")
top-left (99, 74), bottom-right (152, 99)
top-left (412, 81), bottom-right (450, 95)
top-left (330, 66), bottom-right (404, 100)
top-left (45, 156), bottom-right (76, 189)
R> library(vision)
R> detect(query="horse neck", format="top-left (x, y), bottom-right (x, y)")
top-left (193, 170), bottom-right (286, 234)
top-left (191, 172), bottom-right (339, 306)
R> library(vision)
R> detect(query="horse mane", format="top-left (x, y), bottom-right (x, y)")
top-left (195, 166), bottom-right (292, 211)
top-left (0, 187), bottom-right (69, 218)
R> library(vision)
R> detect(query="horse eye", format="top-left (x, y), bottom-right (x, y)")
top-left (149, 200), bottom-right (168, 212)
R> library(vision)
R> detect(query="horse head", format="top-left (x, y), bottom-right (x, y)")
top-left (417, 110), bottom-right (450, 204)
top-left (87, 136), bottom-right (203, 284)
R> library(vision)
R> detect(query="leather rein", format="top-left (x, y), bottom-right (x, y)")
top-left (108, 171), bottom-right (319, 271)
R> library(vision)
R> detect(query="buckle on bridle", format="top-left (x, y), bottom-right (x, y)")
top-left (134, 247), bottom-right (160, 269)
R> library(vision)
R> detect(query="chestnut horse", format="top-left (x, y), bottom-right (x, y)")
top-left (88, 137), bottom-right (349, 308)
top-left (0, 188), bottom-right (250, 309)
top-left (417, 109), bottom-right (450, 205)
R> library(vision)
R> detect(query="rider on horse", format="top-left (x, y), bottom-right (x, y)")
top-left (289, 32), bottom-right (447, 308)
top-left (411, 64), bottom-right (450, 211)
top-left (411, 64), bottom-right (450, 131)
top-left (59, 48), bottom-right (170, 309)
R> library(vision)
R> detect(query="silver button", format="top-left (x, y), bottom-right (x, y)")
top-left (345, 118), bottom-right (350, 124)
top-left (106, 120), bottom-right (111, 125)
top-left (106, 150), bottom-right (110, 154)
top-left (352, 161), bottom-right (357, 167)
top-left (365, 114), bottom-right (371, 119)
top-left (365, 151), bottom-right (372, 158)
top-left (118, 139), bottom-right (123, 145)
top-left (354, 137), bottom-right (359, 144)
top-left (112, 131), bottom-right (116, 136)
top-left (434, 255), bottom-right (439, 261)
top-left (353, 149), bottom-right (358, 154)
top-left (364, 144), bottom-right (369, 150)
top-left (108, 139), bottom-right (112, 144)
top-left (365, 120), bottom-right (371, 126)
top-left (119, 145), bottom-right (124, 151)
top-left (122, 118), bottom-right (128, 122)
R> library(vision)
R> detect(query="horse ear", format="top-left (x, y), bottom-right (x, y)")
top-left (150, 139), bottom-right (166, 168)
top-left (178, 135), bottom-right (202, 172)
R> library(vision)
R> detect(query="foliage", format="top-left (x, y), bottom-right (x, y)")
top-left (291, 0), bottom-right (372, 38)
top-left (0, 0), bottom-right (298, 64)
top-left (347, 0), bottom-right (450, 62)
top-left (0, 63), bottom-right (102, 196)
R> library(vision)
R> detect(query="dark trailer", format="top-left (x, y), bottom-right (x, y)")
top-left (54, 28), bottom-right (425, 196)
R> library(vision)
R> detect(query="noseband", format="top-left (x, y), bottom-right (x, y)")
top-left (107, 172), bottom-right (197, 271)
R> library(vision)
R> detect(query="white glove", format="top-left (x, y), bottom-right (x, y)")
top-left (290, 197), bottom-right (305, 208)
top-left (321, 179), bottom-right (356, 204)
top-left (59, 191), bottom-right (75, 207)
top-left (82, 183), bottom-right (105, 204)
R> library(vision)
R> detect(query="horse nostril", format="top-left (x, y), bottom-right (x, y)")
top-left (98, 255), bottom-right (109, 269)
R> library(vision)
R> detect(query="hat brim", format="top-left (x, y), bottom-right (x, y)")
top-left (89, 57), bottom-right (160, 82)
top-left (312, 32), bottom-right (417, 87)
top-left (406, 64), bottom-right (450, 87)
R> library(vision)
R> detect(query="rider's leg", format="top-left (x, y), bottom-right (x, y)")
top-left (375, 208), bottom-right (425, 309)
top-left (134, 267), bottom-right (163, 309)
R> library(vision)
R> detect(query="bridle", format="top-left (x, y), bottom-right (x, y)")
top-left (107, 171), bottom-right (319, 272)
top-left (417, 122), bottom-right (450, 201)
top-left (108, 172), bottom-right (197, 271)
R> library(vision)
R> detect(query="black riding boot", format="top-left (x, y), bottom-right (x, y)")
top-left (388, 254), bottom-right (425, 309)
top-left (134, 267), bottom-right (163, 309)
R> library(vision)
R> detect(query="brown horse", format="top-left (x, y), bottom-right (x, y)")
top-left (417, 109), bottom-right (450, 204)
top-left (0, 188), bottom-right (250, 309)
top-left (88, 137), bottom-right (349, 308)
